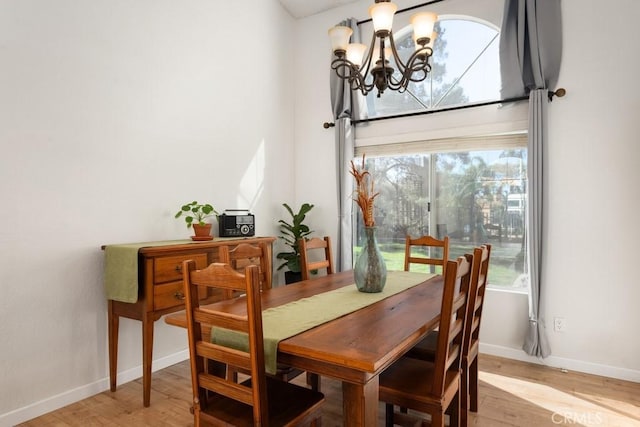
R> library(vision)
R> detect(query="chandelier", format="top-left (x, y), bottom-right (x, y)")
top-left (329, 0), bottom-right (438, 97)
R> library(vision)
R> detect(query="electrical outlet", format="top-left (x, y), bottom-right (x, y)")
top-left (554, 317), bottom-right (566, 332)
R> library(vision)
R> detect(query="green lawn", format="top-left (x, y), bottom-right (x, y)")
top-left (354, 242), bottom-right (524, 288)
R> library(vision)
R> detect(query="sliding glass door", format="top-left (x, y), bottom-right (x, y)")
top-left (353, 147), bottom-right (528, 289)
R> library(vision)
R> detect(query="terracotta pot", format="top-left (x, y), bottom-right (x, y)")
top-left (191, 223), bottom-right (213, 241)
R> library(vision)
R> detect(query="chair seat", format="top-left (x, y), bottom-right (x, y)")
top-left (200, 376), bottom-right (325, 427)
top-left (406, 330), bottom-right (438, 361)
top-left (379, 356), bottom-right (461, 408)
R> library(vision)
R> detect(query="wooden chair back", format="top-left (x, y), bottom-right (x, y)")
top-left (432, 255), bottom-right (472, 397)
top-left (182, 260), bottom-right (324, 426)
top-left (401, 244), bottom-right (490, 425)
top-left (462, 244), bottom-right (491, 360)
top-left (183, 261), bottom-right (267, 423)
top-left (462, 244), bottom-right (491, 418)
top-left (225, 241), bottom-right (273, 290)
top-left (299, 236), bottom-right (334, 280)
top-left (404, 235), bottom-right (450, 277)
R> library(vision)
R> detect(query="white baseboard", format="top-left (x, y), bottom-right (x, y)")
top-left (3, 345), bottom-right (638, 427)
top-left (480, 343), bottom-right (640, 383)
top-left (0, 350), bottom-right (190, 427)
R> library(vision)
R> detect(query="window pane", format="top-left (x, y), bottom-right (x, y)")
top-left (353, 149), bottom-right (528, 289)
top-left (364, 18), bottom-right (501, 119)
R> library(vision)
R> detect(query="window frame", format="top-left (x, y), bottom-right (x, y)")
top-left (360, 15), bottom-right (504, 121)
top-left (351, 8), bottom-right (531, 292)
top-left (352, 139), bottom-right (529, 291)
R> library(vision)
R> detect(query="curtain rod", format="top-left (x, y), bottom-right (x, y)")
top-left (323, 88), bottom-right (566, 128)
top-left (323, 96), bottom-right (527, 129)
top-left (354, 96), bottom-right (528, 125)
top-left (357, 0), bottom-right (446, 25)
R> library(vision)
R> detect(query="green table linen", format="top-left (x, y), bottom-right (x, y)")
top-left (212, 270), bottom-right (435, 375)
top-left (103, 240), bottom-right (192, 303)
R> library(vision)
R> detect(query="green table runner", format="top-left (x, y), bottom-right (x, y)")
top-left (212, 270), bottom-right (436, 375)
top-left (103, 240), bottom-right (193, 303)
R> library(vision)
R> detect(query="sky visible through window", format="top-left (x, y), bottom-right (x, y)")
top-left (365, 17), bottom-right (501, 118)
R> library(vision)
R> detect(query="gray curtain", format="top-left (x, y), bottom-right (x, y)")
top-left (330, 18), bottom-right (360, 272)
top-left (499, 0), bottom-right (562, 358)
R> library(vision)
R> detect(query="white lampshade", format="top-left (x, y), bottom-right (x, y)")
top-left (328, 25), bottom-right (353, 52)
top-left (410, 12), bottom-right (438, 42)
top-left (427, 31), bottom-right (437, 49)
top-left (346, 43), bottom-right (368, 67)
top-left (369, 2), bottom-right (397, 33)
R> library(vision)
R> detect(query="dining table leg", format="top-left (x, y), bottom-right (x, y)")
top-left (342, 376), bottom-right (379, 426)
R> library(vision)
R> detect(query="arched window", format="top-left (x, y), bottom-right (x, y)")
top-left (365, 17), bottom-right (501, 119)
top-left (353, 16), bottom-right (530, 290)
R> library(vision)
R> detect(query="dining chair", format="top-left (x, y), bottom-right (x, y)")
top-left (404, 234), bottom-right (450, 277)
top-left (218, 244), bottom-right (312, 388)
top-left (299, 236), bottom-right (334, 281)
top-left (405, 244), bottom-right (492, 426)
top-left (225, 240), bottom-right (273, 288)
top-left (182, 260), bottom-right (325, 426)
top-left (216, 242), bottom-right (274, 298)
top-left (379, 255), bottom-right (472, 427)
top-left (297, 236), bottom-right (334, 392)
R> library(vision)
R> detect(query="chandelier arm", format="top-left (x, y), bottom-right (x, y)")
top-left (331, 58), bottom-right (355, 80)
top-left (339, 31), bottom-right (378, 96)
top-left (394, 46), bottom-right (434, 90)
top-left (403, 47), bottom-right (433, 73)
top-left (330, 55), bottom-right (376, 96)
top-left (359, 31), bottom-right (378, 80)
top-left (332, 58), bottom-right (364, 92)
top-left (387, 32), bottom-right (409, 75)
top-left (360, 79), bottom-right (375, 96)
top-left (405, 58), bottom-right (431, 82)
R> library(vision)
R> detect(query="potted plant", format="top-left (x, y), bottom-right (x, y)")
top-left (276, 202), bottom-right (314, 284)
top-left (175, 201), bottom-right (219, 241)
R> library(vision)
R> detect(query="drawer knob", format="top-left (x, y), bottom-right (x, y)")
top-left (173, 291), bottom-right (185, 300)
top-left (175, 264), bottom-right (182, 272)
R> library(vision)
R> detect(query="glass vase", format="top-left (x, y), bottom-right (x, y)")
top-left (354, 226), bottom-right (387, 293)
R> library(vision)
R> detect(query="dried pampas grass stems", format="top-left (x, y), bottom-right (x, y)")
top-left (349, 154), bottom-right (379, 227)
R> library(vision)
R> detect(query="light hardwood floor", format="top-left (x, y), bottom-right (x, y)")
top-left (19, 354), bottom-right (640, 426)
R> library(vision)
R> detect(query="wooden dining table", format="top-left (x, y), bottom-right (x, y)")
top-left (164, 270), bottom-right (444, 426)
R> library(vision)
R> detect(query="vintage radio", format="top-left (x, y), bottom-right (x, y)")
top-left (218, 209), bottom-right (255, 237)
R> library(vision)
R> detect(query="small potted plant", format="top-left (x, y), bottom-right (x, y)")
top-left (175, 201), bottom-right (219, 241)
top-left (276, 203), bottom-right (314, 284)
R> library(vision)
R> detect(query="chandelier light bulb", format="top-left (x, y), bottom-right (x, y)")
top-left (329, 25), bottom-right (354, 53)
top-left (346, 43), bottom-right (368, 67)
top-left (410, 12), bottom-right (438, 45)
top-left (369, 1), bottom-right (397, 34)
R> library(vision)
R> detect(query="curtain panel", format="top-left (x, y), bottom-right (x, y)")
top-left (499, 0), bottom-right (562, 358)
top-left (330, 18), bottom-right (360, 272)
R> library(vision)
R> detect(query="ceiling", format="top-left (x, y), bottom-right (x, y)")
top-left (279, 0), bottom-right (360, 19)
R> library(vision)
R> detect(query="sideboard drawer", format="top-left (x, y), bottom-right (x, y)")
top-left (154, 281), bottom-right (188, 311)
top-left (154, 253), bottom-right (208, 284)
top-left (153, 281), bottom-right (222, 311)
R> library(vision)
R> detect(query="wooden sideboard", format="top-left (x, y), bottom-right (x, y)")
top-left (103, 236), bottom-right (276, 407)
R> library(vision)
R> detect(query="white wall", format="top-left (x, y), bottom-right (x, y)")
top-left (293, 0), bottom-right (640, 381)
top-left (0, 0), bottom-right (295, 424)
top-left (2, 0), bottom-right (639, 423)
